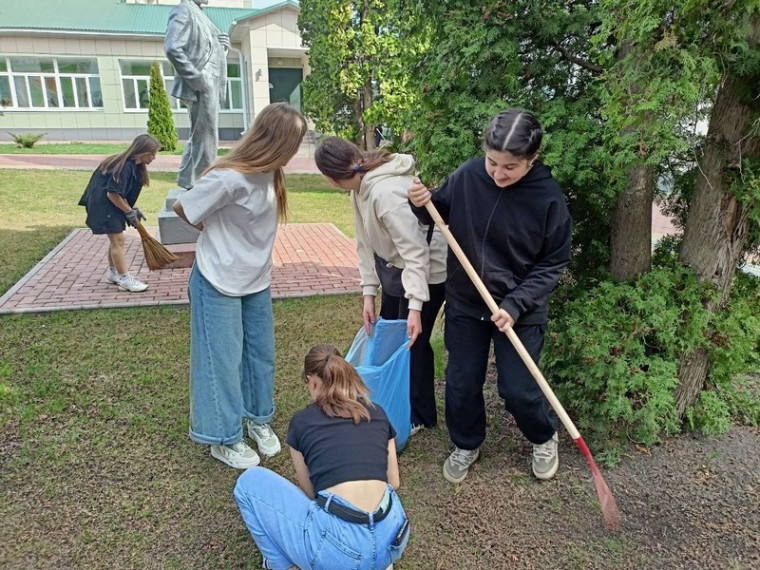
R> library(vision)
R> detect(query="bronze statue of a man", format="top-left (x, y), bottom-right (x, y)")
top-left (165, 0), bottom-right (229, 189)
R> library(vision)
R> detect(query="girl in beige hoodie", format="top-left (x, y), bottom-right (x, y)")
top-left (315, 137), bottom-right (447, 434)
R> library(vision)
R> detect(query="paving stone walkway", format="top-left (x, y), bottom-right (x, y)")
top-left (0, 224), bottom-right (360, 315)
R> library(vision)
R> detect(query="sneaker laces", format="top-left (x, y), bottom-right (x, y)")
top-left (251, 423), bottom-right (274, 440)
top-left (449, 448), bottom-right (476, 469)
top-left (228, 441), bottom-right (250, 453)
top-left (533, 439), bottom-right (556, 461)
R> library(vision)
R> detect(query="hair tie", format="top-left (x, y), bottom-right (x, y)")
top-left (353, 164), bottom-right (361, 173)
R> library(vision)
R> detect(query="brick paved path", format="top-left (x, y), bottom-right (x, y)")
top-left (0, 224), bottom-right (360, 315)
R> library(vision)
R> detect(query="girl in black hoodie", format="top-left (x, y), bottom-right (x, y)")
top-left (408, 109), bottom-right (572, 484)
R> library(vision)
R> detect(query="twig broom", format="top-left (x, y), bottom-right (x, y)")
top-left (135, 222), bottom-right (178, 271)
top-left (424, 200), bottom-right (621, 531)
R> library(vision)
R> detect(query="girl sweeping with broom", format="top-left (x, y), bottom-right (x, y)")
top-left (172, 102), bottom-right (308, 469)
top-left (78, 134), bottom-right (161, 292)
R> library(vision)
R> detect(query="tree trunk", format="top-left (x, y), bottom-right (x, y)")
top-left (608, 40), bottom-right (655, 281)
top-left (676, 67), bottom-right (760, 417)
top-left (352, 92), bottom-right (364, 148)
top-left (362, 79), bottom-right (376, 151)
top-left (609, 163), bottom-right (654, 280)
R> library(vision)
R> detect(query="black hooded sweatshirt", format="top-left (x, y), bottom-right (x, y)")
top-left (411, 158), bottom-right (572, 325)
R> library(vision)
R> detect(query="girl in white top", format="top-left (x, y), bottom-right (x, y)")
top-left (173, 102), bottom-right (308, 469)
top-left (315, 136), bottom-right (447, 434)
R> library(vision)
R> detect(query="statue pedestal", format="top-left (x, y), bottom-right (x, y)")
top-left (158, 188), bottom-right (200, 245)
top-left (157, 188), bottom-right (199, 269)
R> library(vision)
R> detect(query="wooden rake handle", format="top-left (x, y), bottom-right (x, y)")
top-left (423, 201), bottom-right (581, 440)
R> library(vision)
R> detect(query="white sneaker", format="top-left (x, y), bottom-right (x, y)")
top-left (410, 424), bottom-right (423, 437)
top-left (117, 274), bottom-right (148, 292)
top-left (246, 420), bottom-right (282, 457)
top-left (532, 432), bottom-right (559, 480)
top-left (105, 267), bottom-right (119, 284)
top-left (210, 441), bottom-right (260, 469)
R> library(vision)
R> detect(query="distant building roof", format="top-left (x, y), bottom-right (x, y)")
top-left (0, 0), bottom-right (298, 36)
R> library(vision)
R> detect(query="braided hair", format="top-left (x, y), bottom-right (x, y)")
top-left (484, 109), bottom-right (543, 158)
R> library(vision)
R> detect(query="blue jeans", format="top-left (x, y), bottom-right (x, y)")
top-left (234, 467), bottom-right (410, 570)
top-left (188, 265), bottom-right (275, 445)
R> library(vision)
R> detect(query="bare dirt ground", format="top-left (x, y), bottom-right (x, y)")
top-left (398, 376), bottom-right (760, 570)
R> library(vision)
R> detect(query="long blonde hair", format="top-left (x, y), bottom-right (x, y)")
top-left (206, 102), bottom-right (308, 221)
top-left (98, 134), bottom-right (161, 186)
top-left (303, 344), bottom-right (374, 424)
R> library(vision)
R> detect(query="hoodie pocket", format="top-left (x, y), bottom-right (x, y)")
top-left (484, 270), bottom-right (519, 296)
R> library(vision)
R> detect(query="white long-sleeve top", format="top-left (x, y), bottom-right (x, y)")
top-left (351, 153), bottom-right (447, 311)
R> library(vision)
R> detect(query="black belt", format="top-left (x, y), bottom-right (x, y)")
top-left (316, 494), bottom-right (391, 524)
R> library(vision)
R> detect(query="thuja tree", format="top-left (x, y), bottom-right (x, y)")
top-left (402, 0), bottom-right (760, 451)
top-left (674, 3), bottom-right (760, 417)
top-left (559, 1), bottom-right (760, 443)
top-left (147, 61), bottom-right (178, 152)
top-left (401, 0), bottom-right (613, 278)
top-left (298, 0), bottom-right (425, 149)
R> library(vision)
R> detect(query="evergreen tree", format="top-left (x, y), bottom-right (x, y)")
top-left (299, 0), bottom-right (424, 149)
top-left (147, 61), bottom-right (178, 152)
top-left (401, 0), bottom-right (760, 447)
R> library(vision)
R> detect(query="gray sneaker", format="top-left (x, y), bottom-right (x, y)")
top-left (210, 441), bottom-right (260, 469)
top-left (443, 447), bottom-right (480, 483)
top-left (246, 420), bottom-right (282, 457)
top-left (532, 432), bottom-right (559, 480)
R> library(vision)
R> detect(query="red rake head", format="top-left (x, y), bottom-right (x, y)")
top-left (575, 436), bottom-right (621, 531)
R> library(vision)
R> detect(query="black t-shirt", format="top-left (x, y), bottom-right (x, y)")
top-left (287, 402), bottom-right (396, 493)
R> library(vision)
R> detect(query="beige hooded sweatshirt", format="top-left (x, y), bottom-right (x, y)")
top-left (351, 153), bottom-right (447, 311)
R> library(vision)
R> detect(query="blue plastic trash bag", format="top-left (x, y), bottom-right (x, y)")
top-left (345, 318), bottom-right (411, 451)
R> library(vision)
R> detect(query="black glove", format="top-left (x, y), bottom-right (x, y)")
top-left (124, 209), bottom-right (140, 228)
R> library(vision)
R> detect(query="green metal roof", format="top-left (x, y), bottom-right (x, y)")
top-left (0, 1), bottom-right (298, 36)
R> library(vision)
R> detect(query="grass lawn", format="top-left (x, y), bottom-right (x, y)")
top-left (0, 171), bottom-right (353, 295)
top-left (0, 169), bottom-right (633, 570)
top-left (0, 142), bottom-right (231, 156)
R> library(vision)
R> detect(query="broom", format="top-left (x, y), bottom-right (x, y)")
top-left (135, 221), bottom-right (178, 270)
top-left (423, 200), bottom-right (621, 531)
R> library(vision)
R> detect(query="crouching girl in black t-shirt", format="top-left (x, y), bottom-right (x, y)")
top-left (234, 344), bottom-right (409, 570)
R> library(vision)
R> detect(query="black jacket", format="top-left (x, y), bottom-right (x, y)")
top-left (411, 158), bottom-right (572, 324)
top-left (78, 159), bottom-right (144, 235)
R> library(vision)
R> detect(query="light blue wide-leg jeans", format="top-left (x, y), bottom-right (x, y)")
top-left (234, 467), bottom-right (409, 570)
top-left (188, 266), bottom-right (275, 445)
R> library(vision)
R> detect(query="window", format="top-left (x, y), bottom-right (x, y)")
top-left (0, 56), bottom-right (102, 109)
top-left (222, 63), bottom-right (243, 111)
top-left (119, 59), bottom-right (244, 112)
top-left (120, 60), bottom-right (173, 110)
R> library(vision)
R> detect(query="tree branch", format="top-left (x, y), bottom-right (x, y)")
top-left (552, 42), bottom-right (604, 74)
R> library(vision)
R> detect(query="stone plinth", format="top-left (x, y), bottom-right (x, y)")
top-left (162, 241), bottom-right (196, 269)
top-left (158, 188), bottom-right (200, 245)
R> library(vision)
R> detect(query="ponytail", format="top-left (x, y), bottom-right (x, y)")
top-left (315, 136), bottom-right (392, 181)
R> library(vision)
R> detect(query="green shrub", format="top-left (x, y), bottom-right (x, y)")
top-left (7, 132), bottom-right (46, 148)
top-left (544, 265), bottom-right (710, 456)
top-left (545, 258), bottom-right (760, 462)
top-left (147, 61), bottom-right (178, 152)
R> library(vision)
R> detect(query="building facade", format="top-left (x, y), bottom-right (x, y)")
top-left (0, 0), bottom-right (308, 141)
